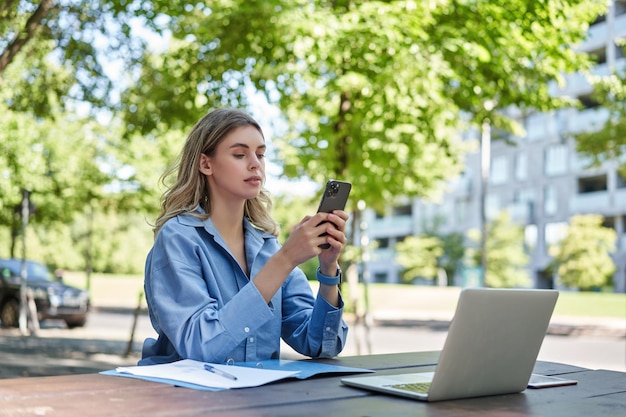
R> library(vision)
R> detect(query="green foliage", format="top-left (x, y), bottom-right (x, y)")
top-left (271, 193), bottom-right (316, 243)
top-left (438, 232), bottom-right (466, 286)
top-left (396, 235), bottom-right (444, 283)
top-left (551, 214), bottom-right (616, 291)
top-left (28, 223), bottom-right (83, 272)
top-left (430, 0), bottom-right (605, 117)
top-left (395, 212), bottom-right (466, 286)
top-left (0, 208), bottom-right (153, 275)
top-left (417, 215), bottom-right (466, 285)
top-left (0, 0), bottom-right (157, 116)
top-left (0, 104), bottom-right (104, 250)
top-left (271, 192), bottom-right (320, 278)
top-left (469, 211), bottom-right (531, 288)
top-left (0, 0), bottom-right (610, 276)
top-left (573, 73), bottom-right (626, 176)
top-left (117, 0), bottom-right (606, 213)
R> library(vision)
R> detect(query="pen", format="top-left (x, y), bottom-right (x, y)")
top-left (204, 364), bottom-right (238, 381)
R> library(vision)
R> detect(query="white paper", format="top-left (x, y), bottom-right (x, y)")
top-left (115, 359), bottom-right (300, 389)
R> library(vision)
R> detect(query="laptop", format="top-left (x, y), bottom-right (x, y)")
top-left (341, 288), bottom-right (559, 402)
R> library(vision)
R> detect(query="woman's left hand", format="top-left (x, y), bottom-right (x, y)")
top-left (317, 210), bottom-right (349, 272)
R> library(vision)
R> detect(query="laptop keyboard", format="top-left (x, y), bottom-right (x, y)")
top-left (386, 382), bottom-right (431, 394)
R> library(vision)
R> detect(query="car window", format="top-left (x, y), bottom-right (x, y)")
top-left (26, 262), bottom-right (54, 282)
top-left (0, 259), bottom-right (53, 282)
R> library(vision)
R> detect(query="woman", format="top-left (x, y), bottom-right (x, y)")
top-left (139, 108), bottom-right (349, 365)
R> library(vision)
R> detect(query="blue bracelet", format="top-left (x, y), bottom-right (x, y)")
top-left (316, 267), bottom-right (342, 286)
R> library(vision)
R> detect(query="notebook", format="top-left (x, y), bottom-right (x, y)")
top-left (341, 287), bottom-right (559, 402)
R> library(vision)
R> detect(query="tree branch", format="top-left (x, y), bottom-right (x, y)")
top-left (0, 0), bottom-right (54, 75)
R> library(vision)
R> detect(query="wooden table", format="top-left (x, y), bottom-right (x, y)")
top-left (1, 351), bottom-right (625, 417)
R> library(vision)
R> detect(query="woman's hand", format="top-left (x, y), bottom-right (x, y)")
top-left (316, 210), bottom-right (349, 273)
top-left (279, 210), bottom-right (349, 270)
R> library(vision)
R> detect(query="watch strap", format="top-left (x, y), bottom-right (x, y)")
top-left (316, 267), bottom-right (342, 286)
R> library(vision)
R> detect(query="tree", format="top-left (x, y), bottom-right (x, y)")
top-left (469, 211), bottom-right (531, 288)
top-left (438, 232), bottom-right (466, 286)
top-left (0, 0), bottom-right (164, 117)
top-left (396, 210), bottom-right (466, 285)
top-left (551, 214), bottom-right (616, 291)
top-left (396, 235), bottom-right (444, 284)
top-left (0, 1), bottom-right (174, 275)
top-left (0, 0), bottom-right (610, 274)
top-left (119, 0), bottom-right (607, 213)
top-left (0, 104), bottom-right (109, 254)
top-left (4, 0), bottom-right (610, 206)
top-left (0, 2), bottom-right (180, 272)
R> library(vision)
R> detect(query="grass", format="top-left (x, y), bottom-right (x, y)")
top-left (552, 291), bottom-right (626, 318)
top-left (62, 272), bottom-right (626, 319)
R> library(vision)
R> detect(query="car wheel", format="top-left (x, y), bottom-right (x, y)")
top-left (65, 317), bottom-right (87, 329)
top-left (0, 299), bottom-right (20, 328)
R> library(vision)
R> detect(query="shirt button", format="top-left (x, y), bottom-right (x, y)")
top-left (325, 326), bottom-right (331, 331)
top-left (244, 327), bottom-right (250, 333)
top-left (249, 337), bottom-right (254, 343)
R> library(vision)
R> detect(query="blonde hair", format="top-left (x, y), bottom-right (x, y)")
top-left (153, 108), bottom-right (279, 238)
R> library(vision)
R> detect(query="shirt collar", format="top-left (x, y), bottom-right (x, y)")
top-left (177, 205), bottom-right (274, 242)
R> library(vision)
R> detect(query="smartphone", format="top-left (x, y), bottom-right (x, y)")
top-left (527, 374), bottom-right (578, 389)
top-left (316, 180), bottom-right (352, 249)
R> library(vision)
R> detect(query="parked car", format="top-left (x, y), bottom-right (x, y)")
top-left (0, 258), bottom-right (90, 328)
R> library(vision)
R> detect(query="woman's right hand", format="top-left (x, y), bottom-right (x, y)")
top-left (278, 212), bottom-right (333, 267)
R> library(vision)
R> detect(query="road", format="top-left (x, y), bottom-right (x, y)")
top-left (1, 308), bottom-right (621, 379)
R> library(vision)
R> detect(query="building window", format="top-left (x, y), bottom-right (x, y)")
top-left (490, 155), bottom-right (508, 185)
top-left (525, 224), bottom-right (538, 252)
top-left (545, 222), bottom-right (568, 256)
top-left (514, 188), bottom-right (535, 205)
top-left (373, 273), bottom-right (388, 283)
top-left (544, 186), bottom-right (557, 216)
top-left (544, 144), bottom-right (568, 176)
top-left (455, 197), bottom-right (469, 224)
top-left (485, 194), bottom-right (500, 220)
top-left (514, 188), bottom-right (536, 223)
top-left (587, 46), bottom-right (607, 65)
top-left (393, 204), bottom-right (412, 216)
top-left (577, 93), bottom-right (601, 110)
top-left (376, 237), bottom-right (389, 249)
top-left (514, 152), bottom-right (527, 181)
top-left (577, 174), bottom-right (607, 193)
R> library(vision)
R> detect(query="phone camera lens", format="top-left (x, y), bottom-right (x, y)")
top-left (328, 182), bottom-right (339, 197)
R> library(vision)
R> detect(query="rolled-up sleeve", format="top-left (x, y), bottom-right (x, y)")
top-left (280, 268), bottom-right (349, 358)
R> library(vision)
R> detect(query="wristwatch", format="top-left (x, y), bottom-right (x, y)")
top-left (316, 267), bottom-right (342, 286)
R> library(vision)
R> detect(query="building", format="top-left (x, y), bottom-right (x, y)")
top-left (362, 2), bottom-right (626, 293)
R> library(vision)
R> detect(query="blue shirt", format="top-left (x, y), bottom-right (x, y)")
top-left (139, 209), bottom-right (348, 365)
